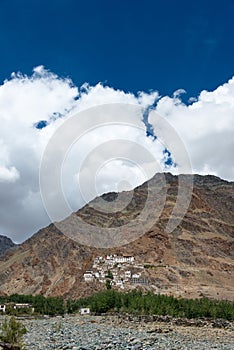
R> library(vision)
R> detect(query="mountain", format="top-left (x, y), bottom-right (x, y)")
top-left (0, 173), bottom-right (233, 300)
top-left (0, 235), bottom-right (15, 257)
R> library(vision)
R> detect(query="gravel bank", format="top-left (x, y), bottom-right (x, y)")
top-left (2, 315), bottom-right (234, 350)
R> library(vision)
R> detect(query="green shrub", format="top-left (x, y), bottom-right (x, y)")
top-left (106, 270), bottom-right (113, 279)
top-left (0, 316), bottom-right (27, 350)
top-left (106, 279), bottom-right (112, 290)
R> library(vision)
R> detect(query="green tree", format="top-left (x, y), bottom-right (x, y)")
top-left (106, 270), bottom-right (113, 279)
top-left (106, 279), bottom-right (112, 290)
top-left (0, 316), bottom-right (27, 350)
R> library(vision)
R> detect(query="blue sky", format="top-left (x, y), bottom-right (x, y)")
top-left (0, 0), bottom-right (234, 242)
top-left (0, 0), bottom-right (234, 98)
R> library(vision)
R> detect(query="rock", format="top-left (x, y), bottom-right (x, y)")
top-left (19, 315), bottom-right (234, 350)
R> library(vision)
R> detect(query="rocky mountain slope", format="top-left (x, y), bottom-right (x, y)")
top-left (0, 235), bottom-right (15, 257)
top-left (0, 173), bottom-right (233, 300)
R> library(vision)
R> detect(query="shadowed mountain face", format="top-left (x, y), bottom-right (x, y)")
top-left (0, 235), bottom-right (15, 257)
top-left (0, 173), bottom-right (233, 300)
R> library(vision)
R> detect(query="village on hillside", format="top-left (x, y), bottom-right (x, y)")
top-left (83, 254), bottom-right (149, 289)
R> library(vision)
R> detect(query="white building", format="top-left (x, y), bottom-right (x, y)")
top-left (0, 304), bottom-right (6, 313)
top-left (79, 308), bottom-right (90, 315)
top-left (13, 303), bottom-right (34, 313)
top-left (115, 280), bottom-right (124, 287)
top-left (114, 255), bottom-right (134, 263)
top-left (83, 272), bottom-right (94, 282)
top-left (100, 271), bottom-right (106, 278)
top-left (125, 270), bottom-right (131, 278)
top-left (14, 303), bottom-right (32, 309)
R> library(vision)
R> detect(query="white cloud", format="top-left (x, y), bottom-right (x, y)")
top-left (0, 139), bottom-right (20, 182)
top-left (150, 77), bottom-right (234, 180)
top-left (0, 66), bottom-right (233, 242)
top-left (0, 166), bottom-right (19, 183)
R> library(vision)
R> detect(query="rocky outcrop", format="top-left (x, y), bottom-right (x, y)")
top-left (0, 235), bottom-right (15, 257)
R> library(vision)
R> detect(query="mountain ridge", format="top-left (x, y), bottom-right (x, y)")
top-left (0, 173), bottom-right (233, 300)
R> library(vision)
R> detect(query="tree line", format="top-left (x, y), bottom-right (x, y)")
top-left (68, 290), bottom-right (234, 320)
top-left (0, 291), bottom-right (234, 320)
top-left (0, 294), bottom-right (65, 316)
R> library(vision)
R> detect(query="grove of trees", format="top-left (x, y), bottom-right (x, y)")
top-left (67, 290), bottom-right (234, 320)
top-left (0, 291), bottom-right (233, 320)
